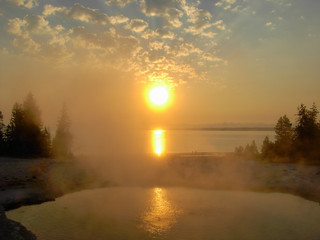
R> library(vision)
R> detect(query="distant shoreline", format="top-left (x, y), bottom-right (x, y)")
top-left (145, 127), bottom-right (275, 131)
top-left (173, 127), bottom-right (274, 131)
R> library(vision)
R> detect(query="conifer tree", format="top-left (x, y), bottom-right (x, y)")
top-left (5, 94), bottom-right (52, 157)
top-left (294, 103), bottom-right (320, 159)
top-left (52, 105), bottom-right (73, 159)
top-left (274, 115), bottom-right (293, 156)
top-left (261, 136), bottom-right (275, 159)
top-left (5, 103), bottom-right (27, 156)
top-left (0, 111), bottom-right (5, 154)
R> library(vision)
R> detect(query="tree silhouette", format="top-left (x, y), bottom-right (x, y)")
top-left (244, 140), bottom-right (259, 156)
top-left (260, 103), bottom-right (320, 162)
top-left (234, 145), bottom-right (244, 155)
top-left (5, 94), bottom-right (52, 158)
top-left (0, 111), bottom-right (5, 154)
top-left (274, 115), bottom-right (294, 156)
top-left (23, 93), bottom-right (41, 127)
top-left (52, 105), bottom-right (73, 159)
top-left (261, 136), bottom-right (275, 159)
top-left (294, 103), bottom-right (320, 159)
top-left (234, 140), bottom-right (259, 158)
top-left (5, 103), bottom-right (28, 156)
top-left (40, 127), bottom-right (52, 158)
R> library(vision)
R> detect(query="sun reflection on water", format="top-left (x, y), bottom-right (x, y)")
top-left (140, 188), bottom-right (182, 235)
top-left (152, 130), bottom-right (165, 156)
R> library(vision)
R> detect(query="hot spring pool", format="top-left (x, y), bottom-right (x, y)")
top-left (7, 187), bottom-right (320, 240)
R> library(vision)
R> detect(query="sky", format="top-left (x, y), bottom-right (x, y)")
top-left (1, 0), bottom-right (320, 135)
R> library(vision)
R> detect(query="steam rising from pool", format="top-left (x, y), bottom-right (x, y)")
top-left (7, 187), bottom-right (320, 240)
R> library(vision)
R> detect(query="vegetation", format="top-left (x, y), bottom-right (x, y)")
top-left (52, 105), bottom-right (73, 159)
top-left (236, 103), bottom-right (320, 163)
top-left (235, 140), bottom-right (259, 158)
top-left (0, 94), bottom-right (73, 159)
top-left (0, 111), bottom-right (5, 154)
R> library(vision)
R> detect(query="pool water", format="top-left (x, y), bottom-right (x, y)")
top-left (7, 187), bottom-right (320, 240)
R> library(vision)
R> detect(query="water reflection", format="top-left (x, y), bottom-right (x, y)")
top-left (152, 130), bottom-right (165, 156)
top-left (141, 188), bottom-right (181, 235)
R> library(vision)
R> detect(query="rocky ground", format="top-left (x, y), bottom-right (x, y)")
top-left (0, 157), bottom-right (112, 210)
top-left (162, 153), bottom-right (320, 203)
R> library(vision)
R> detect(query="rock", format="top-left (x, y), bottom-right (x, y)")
top-left (0, 205), bottom-right (37, 240)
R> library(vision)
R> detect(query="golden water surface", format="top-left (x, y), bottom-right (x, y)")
top-left (140, 187), bottom-right (182, 234)
top-left (152, 130), bottom-right (165, 156)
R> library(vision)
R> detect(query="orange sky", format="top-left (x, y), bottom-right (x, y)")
top-left (1, 0), bottom-right (320, 153)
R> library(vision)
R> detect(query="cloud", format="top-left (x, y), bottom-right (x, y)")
top-left (65, 3), bottom-right (110, 25)
top-left (8, 15), bottom-right (61, 36)
top-left (140, 0), bottom-right (183, 28)
top-left (44, 3), bottom-right (110, 25)
top-left (70, 26), bottom-right (140, 59)
top-left (132, 52), bottom-right (200, 87)
top-left (215, 0), bottom-right (237, 10)
top-left (141, 28), bottom-right (175, 39)
top-left (265, 21), bottom-right (276, 30)
top-left (44, 4), bottom-right (131, 27)
top-left (126, 19), bottom-right (148, 32)
top-left (149, 41), bottom-right (163, 50)
top-left (182, 3), bottom-right (218, 36)
top-left (213, 19), bottom-right (226, 30)
top-left (105, 0), bottom-right (135, 8)
top-left (109, 14), bottom-right (129, 24)
top-left (2, 48), bottom-right (8, 54)
top-left (4, 1), bottom-right (229, 87)
top-left (202, 53), bottom-right (227, 65)
top-left (8, 14), bottom-right (67, 57)
top-left (140, 0), bottom-right (179, 15)
top-left (186, 7), bottom-right (212, 29)
top-left (265, 0), bottom-right (292, 6)
top-left (43, 5), bottom-right (66, 16)
top-left (12, 35), bottom-right (40, 52)
top-left (70, 26), bottom-right (116, 51)
top-left (164, 42), bottom-right (202, 57)
top-left (8, 0), bottom-right (38, 9)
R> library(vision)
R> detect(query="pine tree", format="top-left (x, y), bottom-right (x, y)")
top-left (23, 93), bottom-right (41, 127)
top-left (274, 115), bottom-right (293, 156)
top-left (40, 127), bottom-right (52, 157)
top-left (249, 140), bottom-right (259, 155)
top-left (5, 94), bottom-right (52, 158)
top-left (294, 103), bottom-right (320, 159)
top-left (52, 105), bottom-right (73, 159)
top-left (261, 136), bottom-right (275, 159)
top-left (5, 103), bottom-right (27, 156)
top-left (0, 111), bottom-right (5, 154)
top-left (234, 145), bottom-right (244, 155)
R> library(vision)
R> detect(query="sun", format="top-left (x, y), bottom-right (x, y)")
top-left (149, 86), bottom-right (169, 106)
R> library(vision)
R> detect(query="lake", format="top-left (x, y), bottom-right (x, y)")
top-left (7, 187), bottom-right (320, 240)
top-left (147, 130), bottom-right (274, 155)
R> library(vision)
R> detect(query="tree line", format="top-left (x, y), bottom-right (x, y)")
top-left (235, 103), bottom-right (320, 163)
top-left (0, 93), bottom-right (73, 159)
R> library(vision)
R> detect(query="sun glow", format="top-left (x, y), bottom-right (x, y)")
top-left (149, 86), bottom-right (169, 107)
top-left (141, 187), bottom-right (181, 234)
top-left (152, 130), bottom-right (165, 156)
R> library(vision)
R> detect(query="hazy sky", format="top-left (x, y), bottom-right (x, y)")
top-left (1, 0), bottom-right (320, 131)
